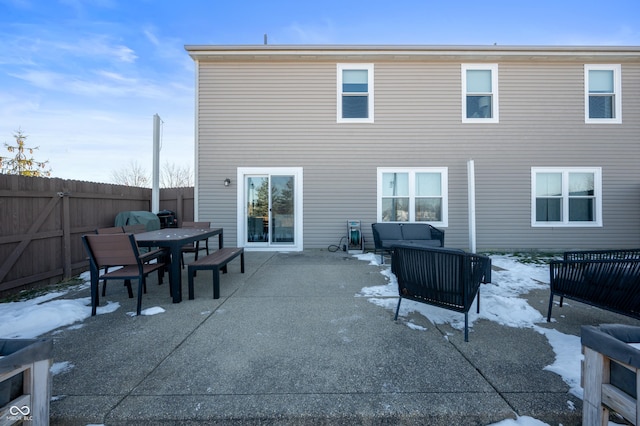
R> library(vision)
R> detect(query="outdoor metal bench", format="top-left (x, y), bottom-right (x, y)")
top-left (563, 248), bottom-right (640, 261)
top-left (187, 247), bottom-right (245, 300)
top-left (548, 249), bottom-right (640, 322)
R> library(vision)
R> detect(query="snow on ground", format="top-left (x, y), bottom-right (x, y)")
top-left (490, 416), bottom-right (552, 426)
top-left (357, 253), bottom-right (551, 330)
top-left (355, 252), bottom-right (584, 425)
top-left (0, 278), bottom-right (116, 340)
top-left (0, 271), bottom-right (166, 379)
top-left (0, 271), bottom-right (165, 340)
top-left (0, 253), bottom-right (600, 425)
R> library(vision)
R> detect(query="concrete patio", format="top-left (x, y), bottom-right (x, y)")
top-left (46, 250), bottom-right (639, 425)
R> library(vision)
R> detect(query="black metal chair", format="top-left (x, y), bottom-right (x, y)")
top-left (392, 245), bottom-right (491, 342)
top-left (180, 221), bottom-right (211, 267)
top-left (122, 224), bottom-right (170, 269)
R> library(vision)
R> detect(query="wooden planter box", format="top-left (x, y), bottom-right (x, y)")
top-left (582, 325), bottom-right (640, 425)
top-left (0, 338), bottom-right (52, 426)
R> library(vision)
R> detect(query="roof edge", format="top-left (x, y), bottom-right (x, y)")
top-left (184, 44), bottom-right (640, 61)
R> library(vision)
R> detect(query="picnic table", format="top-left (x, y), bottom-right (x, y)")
top-left (135, 227), bottom-right (223, 303)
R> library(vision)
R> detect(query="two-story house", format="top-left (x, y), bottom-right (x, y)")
top-left (185, 45), bottom-right (640, 252)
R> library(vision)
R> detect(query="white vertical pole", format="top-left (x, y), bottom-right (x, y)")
top-left (152, 114), bottom-right (161, 214)
top-left (467, 159), bottom-right (477, 253)
top-left (193, 61), bottom-right (200, 222)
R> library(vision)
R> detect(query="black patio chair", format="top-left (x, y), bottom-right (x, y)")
top-left (82, 233), bottom-right (169, 316)
top-left (180, 221), bottom-right (211, 267)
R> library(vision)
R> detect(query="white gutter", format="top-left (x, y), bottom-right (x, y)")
top-left (185, 44), bottom-right (640, 61)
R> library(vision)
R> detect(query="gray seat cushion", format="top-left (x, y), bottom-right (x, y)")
top-left (401, 223), bottom-right (432, 240)
top-left (404, 240), bottom-right (448, 248)
top-left (381, 240), bottom-right (404, 249)
top-left (375, 225), bottom-right (403, 240)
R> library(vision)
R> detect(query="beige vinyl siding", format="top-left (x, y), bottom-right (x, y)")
top-left (194, 51), bottom-right (640, 251)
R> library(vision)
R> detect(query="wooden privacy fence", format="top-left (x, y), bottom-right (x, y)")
top-left (0, 175), bottom-right (194, 297)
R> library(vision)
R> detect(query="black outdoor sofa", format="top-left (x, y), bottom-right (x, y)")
top-left (548, 249), bottom-right (640, 322)
top-left (391, 244), bottom-right (491, 342)
top-left (372, 222), bottom-right (445, 263)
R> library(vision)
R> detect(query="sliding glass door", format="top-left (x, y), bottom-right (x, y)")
top-left (239, 168), bottom-right (302, 250)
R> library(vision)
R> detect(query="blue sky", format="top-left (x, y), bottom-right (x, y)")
top-left (1, 0), bottom-right (639, 184)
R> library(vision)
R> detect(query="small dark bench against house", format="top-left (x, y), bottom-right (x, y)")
top-left (548, 249), bottom-right (640, 322)
top-left (391, 244), bottom-right (491, 342)
top-left (371, 223), bottom-right (445, 263)
top-left (187, 247), bottom-right (244, 300)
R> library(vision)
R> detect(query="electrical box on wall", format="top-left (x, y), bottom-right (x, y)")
top-left (347, 220), bottom-right (363, 254)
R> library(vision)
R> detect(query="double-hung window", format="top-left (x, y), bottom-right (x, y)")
top-left (462, 64), bottom-right (499, 123)
top-left (532, 167), bottom-right (602, 227)
top-left (337, 64), bottom-right (374, 123)
top-left (377, 168), bottom-right (448, 227)
top-left (585, 64), bottom-right (622, 123)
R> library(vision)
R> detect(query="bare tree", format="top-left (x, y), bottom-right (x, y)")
top-left (111, 160), bottom-right (150, 187)
top-left (111, 161), bottom-right (193, 188)
top-left (161, 162), bottom-right (193, 188)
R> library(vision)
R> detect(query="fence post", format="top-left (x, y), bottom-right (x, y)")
top-left (177, 193), bottom-right (184, 226)
top-left (60, 190), bottom-right (72, 280)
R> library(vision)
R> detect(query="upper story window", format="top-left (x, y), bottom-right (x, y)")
top-left (462, 64), bottom-right (499, 123)
top-left (337, 64), bottom-right (374, 123)
top-left (585, 64), bottom-right (622, 123)
top-left (532, 167), bottom-right (602, 227)
top-left (377, 167), bottom-right (448, 227)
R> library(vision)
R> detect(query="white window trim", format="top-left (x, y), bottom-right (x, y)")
top-left (584, 64), bottom-right (622, 124)
top-left (236, 167), bottom-right (304, 251)
top-left (377, 167), bottom-right (448, 227)
top-left (531, 167), bottom-right (602, 227)
top-left (462, 64), bottom-right (499, 124)
top-left (337, 63), bottom-right (374, 123)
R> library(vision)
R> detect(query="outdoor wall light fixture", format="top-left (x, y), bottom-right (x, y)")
top-left (224, 178), bottom-right (231, 186)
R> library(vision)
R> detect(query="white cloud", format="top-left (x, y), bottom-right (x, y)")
top-left (142, 26), bottom-right (195, 73)
top-left (46, 36), bottom-right (138, 63)
top-left (0, 28), bottom-right (138, 66)
top-left (9, 69), bottom-right (61, 90)
top-left (143, 27), bottom-right (161, 47)
top-left (95, 70), bottom-right (136, 83)
top-left (8, 66), bottom-right (185, 101)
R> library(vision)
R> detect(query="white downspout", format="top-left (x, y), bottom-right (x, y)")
top-left (193, 60), bottom-right (200, 221)
top-left (151, 113), bottom-right (161, 213)
top-left (467, 159), bottom-right (476, 253)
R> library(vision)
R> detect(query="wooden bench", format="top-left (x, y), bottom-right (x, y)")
top-left (581, 324), bottom-right (640, 425)
top-left (187, 247), bottom-right (244, 300)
